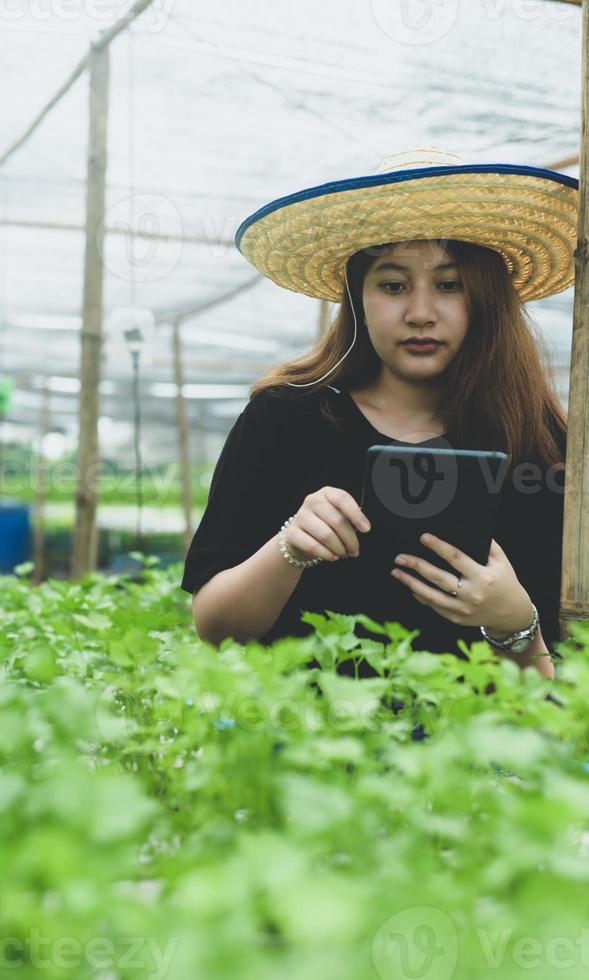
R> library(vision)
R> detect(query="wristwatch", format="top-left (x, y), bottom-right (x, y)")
top-left (480, 603), bottom-right (539, 654)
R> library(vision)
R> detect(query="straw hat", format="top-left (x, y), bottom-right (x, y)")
top-left (235, 146), bottom-right (578, 303)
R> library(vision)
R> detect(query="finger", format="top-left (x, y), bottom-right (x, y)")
top-left (392, 567), bottom-right (463, 613)
top-left (323, 487), bottom-right (371, 535)
top-left (313, 499), bottom-right (361, 556)
top-left (392, 553), bottom-right (460, 594)
top-left (301, 502), bottom-right (357, 558)
top-left (418, 533), bottom-right (479, 575)
top-left (488, 538), bottom-right (505, 560)
top-left (313, 491), bottom-right (370, 554)
top-left (288, 524), bottom-right (342, 562)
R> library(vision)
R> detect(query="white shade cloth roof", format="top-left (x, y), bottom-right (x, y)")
top-left (0, 0), bottom-right (581, 462)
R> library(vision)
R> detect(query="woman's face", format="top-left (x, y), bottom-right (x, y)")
top-left (361, 240), bottom-right (470, 382)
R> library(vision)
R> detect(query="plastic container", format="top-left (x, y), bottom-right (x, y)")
top-left (0, 501), bottom-right (32, 573)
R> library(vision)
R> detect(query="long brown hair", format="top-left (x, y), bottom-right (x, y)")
top-left (250, 239), bottom-right (567, 471)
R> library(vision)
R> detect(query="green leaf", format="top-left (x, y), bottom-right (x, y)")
top-left (318, 673), bottom-right (389, 730)
top-left (108, 639), bottom-right (133, 667)
top-left (349, 613), bottom-right (388, 635)
top-left (88, 773), bottom-right (160, 842)
top-left (72, 612), bottom-right (113, 632)
top-left (279, 773), bottom-right (353, 832)
top-left (123, 629), bottom-right (160, 664)
top-left (21, 644), bottom-right (59, 684)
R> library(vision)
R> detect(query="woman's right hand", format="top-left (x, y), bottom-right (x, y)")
top-left (285, 486), bottom-right (371, 563)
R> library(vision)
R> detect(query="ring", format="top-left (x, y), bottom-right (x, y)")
top-left (448, 574), bottom-right (463, 598)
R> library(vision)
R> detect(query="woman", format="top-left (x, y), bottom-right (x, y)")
top-left (182, 147), bottom-right (575, 679)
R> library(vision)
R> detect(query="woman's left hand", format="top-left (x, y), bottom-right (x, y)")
top-left (391, 533), bottom-right (533, 634)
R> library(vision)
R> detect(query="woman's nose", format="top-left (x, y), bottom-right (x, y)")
top-left (404, 285), bottom-right (438, 323)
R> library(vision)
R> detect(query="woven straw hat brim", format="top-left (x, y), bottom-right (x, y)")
top-left (235, 164), bottom-right (578, 303)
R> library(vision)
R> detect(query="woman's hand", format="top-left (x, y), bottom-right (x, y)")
top-left (286, 486), bottom-right (371, 563)
top-left (391, 533), bottom-right (534, 634)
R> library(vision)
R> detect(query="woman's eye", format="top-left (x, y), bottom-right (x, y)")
top-left (380, 280), bottom-right (462, 293)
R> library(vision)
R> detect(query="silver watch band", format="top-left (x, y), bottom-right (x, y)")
top-left (480, 603), bottom-right (539, 652)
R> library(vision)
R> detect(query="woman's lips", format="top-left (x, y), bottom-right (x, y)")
top-left (402, 342), bottom-right (443, 354)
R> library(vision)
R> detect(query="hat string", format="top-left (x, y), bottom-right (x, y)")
top-left (287, 267), bottom-right (357, 387)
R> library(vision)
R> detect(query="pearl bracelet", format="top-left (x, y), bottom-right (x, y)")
top-left (278, 516), bottom-right (323, 568)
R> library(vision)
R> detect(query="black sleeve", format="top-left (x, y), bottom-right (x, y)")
top-left (496, 455), bottom-right (565, 659)
top-left (180, 390), bottom-right (288, 595)
top-left (526, 476), bottom-right (564, 658)
top-left (526, 441), bottom-right (566, 659)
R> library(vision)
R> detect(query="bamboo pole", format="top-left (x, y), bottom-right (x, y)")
top-left (32, 384), bottom-right (51, 585)
top-left (71, 42), bottom-right (110, 579)
top-left (544, 154), bottom-right (579, 170)
top-left (559, 0), bottom-right (589, 640)
top-left (172, 322), bottom-right (194, 553)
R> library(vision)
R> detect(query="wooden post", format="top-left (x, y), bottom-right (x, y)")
top-left (560, 0), bottom-right (589, 640)
top-left (172, 321), bottom-right (193, 553)
top-left (72, 41), bottom-right (109, 578)
top-left (32, 384), bottom-right (51, 585)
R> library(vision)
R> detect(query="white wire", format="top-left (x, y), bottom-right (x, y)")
top-left (287, 266), bottom-right (357, 387)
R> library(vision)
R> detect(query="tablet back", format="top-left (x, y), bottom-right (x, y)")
top-left (360, 445), bottom-right (510, 582)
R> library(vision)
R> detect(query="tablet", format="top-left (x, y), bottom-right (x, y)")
top-left (360, 445), bottom-right (510, 585)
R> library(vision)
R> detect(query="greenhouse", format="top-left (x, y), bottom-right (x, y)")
top-left (2, 1), bottom-right (589, 978)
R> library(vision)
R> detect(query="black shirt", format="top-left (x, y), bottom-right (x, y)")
top-left (181, 384), bottom-right (565, 660)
